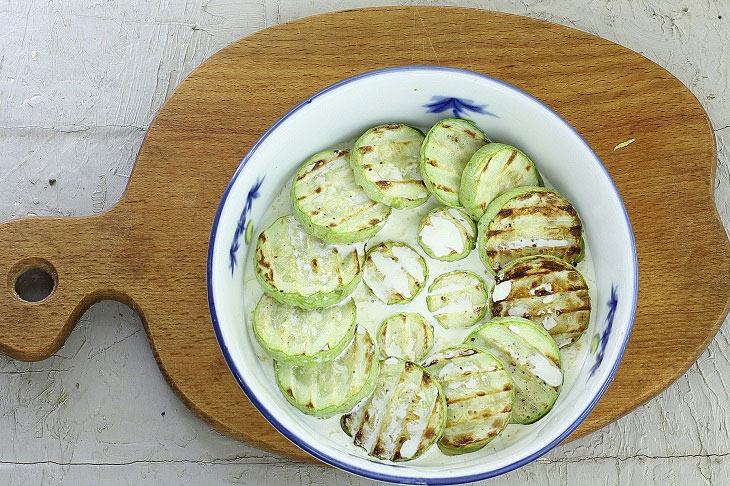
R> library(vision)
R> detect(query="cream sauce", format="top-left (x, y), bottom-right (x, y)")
top-left (527, 353), bottom-right (564, 387)
top-left (241, 168), bottom-right (597, 466)
top-left (419, 216), bottom-right (465, 256)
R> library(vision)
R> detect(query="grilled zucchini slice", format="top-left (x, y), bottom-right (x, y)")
top-left (426, 271), bottom-right (488, 328)
top-left (459, 143), bottom-right (542, 221)
top-left (275, 326), bottom-right (379, 418)
top-left (492, 255), bottom-right (591, 347)
top-left (465, 317), bottom-right (563, 424)
top-left (420, 118), bottom-right (489, 206)
top-left (418, 206), bottom-right (476, 261)
top-left (254, 216), bottom-right (364, 309)
top-left (350, 124), bottom-right (429, 209)
top-left (376, 313), bottom-right (434, 361)
top-left (477, 186), bottom-right (584, 273)
top-left (291, 149), bottom-right (391, 244)
top-left (363, 242), bottom-right (428, 304)
top-left (423, 346), bottom-right (514, 455)
top-left (253, 295), bottom-right (356, 365)
top-left (341, 357), bottom-right (446, 461)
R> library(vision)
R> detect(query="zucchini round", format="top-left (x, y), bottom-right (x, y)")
top-left (350, 124), bottom-right (429, 209)
top-left (464, 317), bottom-right (563, 424)
top-left (291, 149), bottom-right (391, 244)
top-left (254, 216), bottom-right (364, 309)
top-left (341, 357), bottom-right (446, 461)
top-left (420, 118), bottom-right (489, 207)
top-left (459, 143), bottom-right (542, 221)
top-left (253, 295), bottom-right (357, 365)
top-left (426, 271), bottom-right (488, 328)
top-left (492, 255), bottom-right (591, 347)
top-left (275, 326), bottom-right (379, 418)
top-left (423, 346), bottom-right (514, 455)
top-left (376, 313), bottom-right (434, 362)
top-left (477, 186), bottom-right (584, 273)
top-left (418, 206), bottom-right (476, 261)
top-left (363, 242), bottom-right (428, 304)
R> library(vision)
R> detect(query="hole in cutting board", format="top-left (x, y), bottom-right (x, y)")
top-left (10, 259), bottom-right (57, 303)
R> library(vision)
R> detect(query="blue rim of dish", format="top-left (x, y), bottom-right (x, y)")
top-left (206, 65), bottom-right (639, 485)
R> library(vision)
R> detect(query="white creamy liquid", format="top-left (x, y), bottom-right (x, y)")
top-left (241, 168), bottom-right (598, 467)
top-left (419, 216), bottom-right (465, 256)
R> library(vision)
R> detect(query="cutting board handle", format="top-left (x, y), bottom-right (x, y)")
top-left (0, 209), bottom-right (134, 361)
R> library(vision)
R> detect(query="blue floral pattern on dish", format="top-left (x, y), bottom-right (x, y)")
top-left (423, 96), bottom-right (498, 118)
top-left (590, 284), bottom-right (618, 376)
top-left (229, 177), bottom-right (264, 275)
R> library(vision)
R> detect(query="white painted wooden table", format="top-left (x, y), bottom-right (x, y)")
top-left (1, 1), bottom-right (729, 484)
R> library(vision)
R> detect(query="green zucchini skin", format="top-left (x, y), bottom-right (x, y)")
top-left (341, 357), bottom-right (447, 461)
top-left (417, 206), bottom-right (477, 261)
top-left (426, 271), bottom-right (489, 329)
top-left (423, 345), bottom-right (514, 455)
top-left (275, 326), bottom-right (379, 418)
top-left (253, 295), bottom-right (357, 365)
top-left (420, 118), bottom-right (489, 207)
top-left (376, 313), bottom-right (434, 362)
top-left (464, 317), bottom-right (563, 424)
top-left (350, 124), bottom-right (429, 209)
top-left (459, 143), bottom-right (542, 221)
top-left (362, 241), bottom-right (428, 305)
top-left (492, 255), bottom-right (591, 347)
top-left (476, 186), bottom-right (584, 274)
top-left (254, 216), bottom-right (363, 309)
top-left (291, 149), bottom-right (391, 244)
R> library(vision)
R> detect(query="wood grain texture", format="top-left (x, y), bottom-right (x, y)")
top-left (0, 6), bottom-right (728, 464)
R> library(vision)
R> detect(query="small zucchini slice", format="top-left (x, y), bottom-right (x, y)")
top-left (459, 143), bottom-right (542, 221)
top-left (420, 118), bottom-right (489, 207)
top-left (426, 271), bottom-right (488, 328)
top-left (423, 346), bottom-right (514, 455)
top-left (341, 357), bottom-right (446, 461)
top-left (477, 186), bottom-right (584, 273)
top-left (363, 242), bottom-right (428, 304)
top-left (376, 313), bottom-right (434, 361)
top-left (418, 206), bottom-right (476, 261)
top-left (254, 216), bottom-right (364, 309)
top-left (465, 317), bottom-right (563, 424)
top-left (253, 295), bottom-right (356, 365)
top-left (275, 326), bottom-right (379, 418)
top-left (492, 255), bottom-right (591, 347)
top-left (291, 149), bottom-right (391, 244)
top-left (350, 124), bottom-right (429, 209)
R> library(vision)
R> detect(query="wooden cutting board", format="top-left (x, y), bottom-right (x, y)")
top-left (1, 7), bottom-right (728, 463)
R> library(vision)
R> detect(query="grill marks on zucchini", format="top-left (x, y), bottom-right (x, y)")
top-left (275, 326), bottom-right (379, 418)
top-left (292, 149), bottom-right (391, 244)
top-left (376, 313), bottom-right (434, 362)
top-left (418, 207), bottom-right (476, 261)
top-left (492, 255), bottom-right (591, 346)
top-left (477, 187), bottom-right (584, 273)
top-left (423, 346), bottom-right (514, 454)
top-left (255, 216), bottom-right (363, 309)
top-left (363, 242), bottom-right (428, 304)
top-left (253, 295), bottom-right (356, 365)
top-left (249, 118), bottom-right (594, 458)
top-left (459, 144), bottom-right (542, 221)
top-left (465, 317), bottom-right (562, 424)
top-left (426, 271), bottom-right (488, 328)
top-left (420, 118), bottom-right (489, 207)
top-left (341, 357), bottom-right (446, 461)
top-left (350, 124), bottom-right (429, 209)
